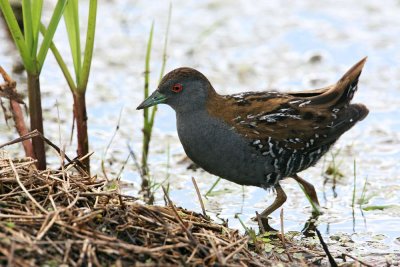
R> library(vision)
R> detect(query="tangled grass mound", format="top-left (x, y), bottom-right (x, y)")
top-left (0, 156), bottom-right (271, 266)
top-left (0, 154), bottom-right (341, 266)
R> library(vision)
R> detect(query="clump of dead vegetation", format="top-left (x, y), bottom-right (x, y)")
top-left (0, 152), bottom-right (337, 266)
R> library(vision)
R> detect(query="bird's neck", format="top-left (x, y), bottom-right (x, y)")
top-left (205, 89), bottom-right (234, 124)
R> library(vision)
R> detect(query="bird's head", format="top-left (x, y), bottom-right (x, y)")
top-left (137, 67), bottom-right (213, 113)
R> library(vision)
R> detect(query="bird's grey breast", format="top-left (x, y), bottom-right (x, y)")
top-left (175, 110), bottom-right (270, 186)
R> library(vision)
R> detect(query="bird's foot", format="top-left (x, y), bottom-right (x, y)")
top-left (253, 213), bottom-right (278, 233)
top-left (301, 212), bottom-right (321, 237)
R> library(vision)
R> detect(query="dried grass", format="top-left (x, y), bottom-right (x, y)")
top-left (0, 153), bottom-right (329, 266)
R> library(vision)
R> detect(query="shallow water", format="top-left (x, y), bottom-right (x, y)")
top-left (1, 0), bottom-right (399, 259)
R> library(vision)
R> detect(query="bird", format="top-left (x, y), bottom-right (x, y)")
top-left (137, 58), bottom-right (369, 230)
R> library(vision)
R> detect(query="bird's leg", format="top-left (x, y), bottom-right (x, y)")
top-left (258, 183), bottom-right (287, 232)
top-left (292, 174), bottom-right (321, 212)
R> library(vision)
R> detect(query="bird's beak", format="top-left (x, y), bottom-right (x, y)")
top-left (136, 90), bottom-right (168, 110)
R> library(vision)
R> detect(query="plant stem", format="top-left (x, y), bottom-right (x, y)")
top-left (0, 66), bottom-right (34, 158)
top-left (10, 99), bottom-right (34, 158)
top-left (205, 177), bottom-right (222, 197)
top-left (73, 91), bottom-right (89, 173)
top-left (141, 126), bottom-right (150, 176)
top-left (27, 72), bottom-right (46, 170)
top-left (141, 22), bottom-right (154, 177)
top-left (352, 159), bottom-right (356, 208)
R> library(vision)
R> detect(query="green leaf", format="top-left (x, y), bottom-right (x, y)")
top-left (261, 237), bottom-right (271, 243)
top-left (5, 221), bottom-right (15, 228)
top-left (79, 0), bottom-right (97, 92)
top-left (31, 0), bottom-right (43, 57)
top-left (37, 0), bottom-right (67, 72)
top-left (22, 0), bottom-right (34, 55)
top-left (363, 205), bottom-right (398, 211)
top-left (264, 243), bottom-right (274, 253)
top-left (0, 0), bottom-right (34, 72)
top-left (64, 0), bottom-right (81, 82)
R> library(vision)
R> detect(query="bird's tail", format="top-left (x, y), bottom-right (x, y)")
top-left (309, 57), bottom-right (367, 108)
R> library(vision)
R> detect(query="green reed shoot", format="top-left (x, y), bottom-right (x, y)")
top-left (299, 184), bottom-right (321, 215)
top-left (43, 0), bottom-right (97, 172)
top-left (141, 21), bottom-right (155, 176)
top-left (141, 4), bottom-right (172, 175)
top-left (0, 0), bottom-right (68, 169)
top-left (205, 177), bottom-right (222, 197)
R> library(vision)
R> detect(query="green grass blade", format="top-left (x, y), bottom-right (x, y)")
top-left (144, 22), bottom-right (154, 99)
top-left (358, 176), bottom-right (368, 207)
top-left (141, 22), bottom-right (155, 173)
top-left (205, 177), bottom-right (222, 197)
top-left (143, 22), bottom-right (154, 127)
top-left (78, 0), bottom-right (97, 92)
top-left (63, 0), bottom-right (81, 82)
top-left (37, 0), bottom-right (67, 72)
top-left (22, 0), bottom-right (34, 56)
top-left (363, 205), bottom-right (398, 211)
top-left (0, 0), bottom-right (33, 72)
top-left (40, 23), bottom-right (76, 91)
top-left (31, 0), bottom-right (43, 57)
top-left (299, 184), bottom-right (321, 215)
top-left (148, 3), bottom-right (172, 137)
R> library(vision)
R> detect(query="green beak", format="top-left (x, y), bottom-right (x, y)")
top-left (136, 90), bottom-right (168, 110)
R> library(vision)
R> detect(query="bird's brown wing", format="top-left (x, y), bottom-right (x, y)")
top-left (206, 57), bottom-right (368, 152)
top-left (208, 93), bottom-right (338, 151)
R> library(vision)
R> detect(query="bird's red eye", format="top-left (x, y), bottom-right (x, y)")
top-left (171, 83), bottom-right (183, 93)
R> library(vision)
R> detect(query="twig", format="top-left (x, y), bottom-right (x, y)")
top-left (101, 107), bottom-right (123, 181)
top-left (127, 143), bottom-right (144, 179)
top-left (9, 158), bottom-right (48, 214)
top-left (0, 130), bottom-right (86, 172)
top-left (0, 66), bottom-right (24, 103)
top-left (225, 240), bottom-right (247, 262)
top-left (204, 230), bottom-right (225, 264)
top-left (280, 208), bottom-right (293, 262)
top-left (76, 238), bottom-right (90, 266)
top-left (36, 211), bottom-right (60, 240)
top-left (162, 186), bottom-right (188, 230)
top-left (255, 211), bottom-right (265, 233)
top-left (280, 208), bottom-right (286, 248)
top-left (315, 228), bottom-right (337, 267)
top-left (342, 253), bottom-right (374, 267)
top-left (161, 186), bottom-right (208, 256)
top-left (191, 177), bottom-right (207, 217)
top-left (115, 153), bottom-right (130, 182)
